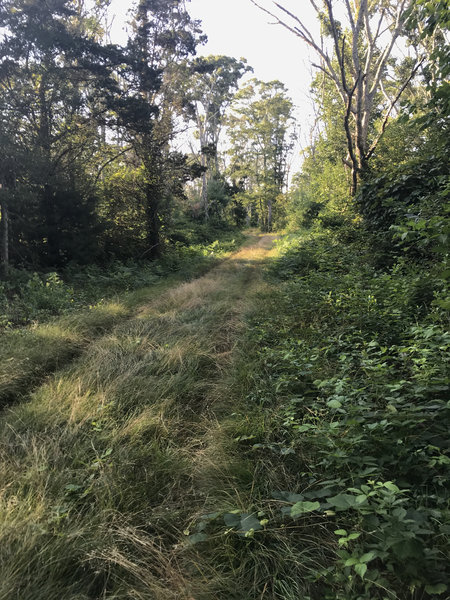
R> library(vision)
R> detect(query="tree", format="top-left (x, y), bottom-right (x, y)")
top-left (251, 0), bottom-right (421, 194)
top-left (227, 79), bottom-right (295, 231)
top-left (117, 0), bottom-right (204, 257)
top-left (0, 0), bottom-right (121, 267)
top-left (184, 55), bottom-right (252, 220)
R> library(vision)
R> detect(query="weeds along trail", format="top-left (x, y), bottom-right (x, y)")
top-left (0, 233), bottom-right (276, 600)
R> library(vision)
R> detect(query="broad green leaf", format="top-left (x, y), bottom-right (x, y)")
top-left (359, 552), bottom-right (376, 563)
top-left (200, 512), bottom-right (221, 521)
top-left (425, 584), bottom-right (447, 595)
top-left (327, 399), bottom-right (342, 409)
top-left (272, 491), bottom-right (304, 503)
top-left (327, 494), bottom-right (357, 509)
top-left (392, 507), bottom-right (407, 520)
top-left (383, 482), bottom-right (400, 492)
top-left (296, 424), bottom-right (314, 432)
top-left (354, 563), bottom-right (367, 578)
top-left (223, 513), bottom-right (241, 528)
top-left (344, 557), bottom-right (359, 567)
top-left (291, 501), bottom-right (320, 517)
top-left (240, 514), bottom-right (262, 532)
top-left (334, 529), bottom-right (347, 536)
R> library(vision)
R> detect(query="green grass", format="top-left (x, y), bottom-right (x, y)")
top-left (0, 232), bottom-right (276, 600)
top-left (0, 232), bottom-right (244, 407)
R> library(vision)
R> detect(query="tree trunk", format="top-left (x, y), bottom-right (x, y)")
top-left (38, 65), bottom-right (61, 264)
top-left (0, 195), bottom-right (9, 278)
top-left (42, 183), bottom-right (62, 265)
top-left (201, 155), bottom-right (209, 221)
top-left (144, 180), bottom-right (162, 260)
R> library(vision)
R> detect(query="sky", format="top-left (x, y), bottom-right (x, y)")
top-left (107, 0), bottom-right (321, 166)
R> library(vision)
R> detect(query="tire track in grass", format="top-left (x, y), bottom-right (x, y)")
top-left (0, 239), bottom-right (249, 408)
top-left (0, 233), bottom-right (277, 600)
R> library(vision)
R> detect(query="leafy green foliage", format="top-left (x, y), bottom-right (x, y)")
top-left (235, 226), bottom-right (449, 599)
top-left (227, 79), bottom-right (296, 231)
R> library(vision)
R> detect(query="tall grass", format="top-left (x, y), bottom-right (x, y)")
top-left (0, 233), bottom-right (275, 600)
top-left (0, 233), bottom-right (244, 408)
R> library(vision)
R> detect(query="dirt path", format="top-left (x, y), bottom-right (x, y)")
top-left (0, 232), bottom-right (278, 600)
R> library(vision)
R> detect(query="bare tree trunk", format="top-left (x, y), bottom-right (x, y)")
top-left (267, 197), bottom-right (272, 232)
top-left (0, 195), bottom-right (9, 278)
top-left (214, 146), bottom-right (220, 174)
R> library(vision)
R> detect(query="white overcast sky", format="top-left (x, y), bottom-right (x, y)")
top-left (107, 0), bottom-right (322, 168)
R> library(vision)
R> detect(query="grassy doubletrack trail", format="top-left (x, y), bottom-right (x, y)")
top-left (0, 232), bottom-right (277, 600)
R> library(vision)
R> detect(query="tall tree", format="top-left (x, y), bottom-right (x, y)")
top-left (184, 55), bottom-right (252, 220)
top-left (227, 79), bottom-right (295, 231)
top-left (118, 0), bottom-right (204, 257)
top-left (251, 0), bottom-right (421, 194)
top-left (0, 0), bottom-right (120, 267)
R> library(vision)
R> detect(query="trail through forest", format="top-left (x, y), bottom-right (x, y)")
top-left (0, 232), bottom-right (278, 600)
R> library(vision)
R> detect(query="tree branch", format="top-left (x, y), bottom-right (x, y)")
top-left (250, 0), bottom-right (347, 103)
top-left (344, 0), bottom-right (356, 33)
top-left (369, 0), bottom-right (410, 98)
top-left (365, 59), bottom-right (423, 161)
top-left (93, 146), bottom-right (132, 186)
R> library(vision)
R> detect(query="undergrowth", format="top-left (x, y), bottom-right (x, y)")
top-left (0, 228), bottom-right (243, 331)
top-left (186, 224), bottom-right (449, 599)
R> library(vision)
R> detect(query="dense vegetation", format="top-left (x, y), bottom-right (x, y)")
top-left (0, 0), bottom-right (449, 599)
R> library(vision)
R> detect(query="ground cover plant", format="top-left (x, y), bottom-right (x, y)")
top-left (186, 224), bottom-right (449, 599)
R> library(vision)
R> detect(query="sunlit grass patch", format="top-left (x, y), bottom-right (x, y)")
top-left (0, 232), bottom-right (278, 599)
top-left (0, 233), bottom-right (251, 411)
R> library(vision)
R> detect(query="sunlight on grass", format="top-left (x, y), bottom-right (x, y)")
top-left (0, 233), bottom-right (277, 599)
top-left (33, 323), bottom-right (79, 342)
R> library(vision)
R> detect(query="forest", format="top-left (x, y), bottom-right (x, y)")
top-left (0, 0), bottom-right (448, 599)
